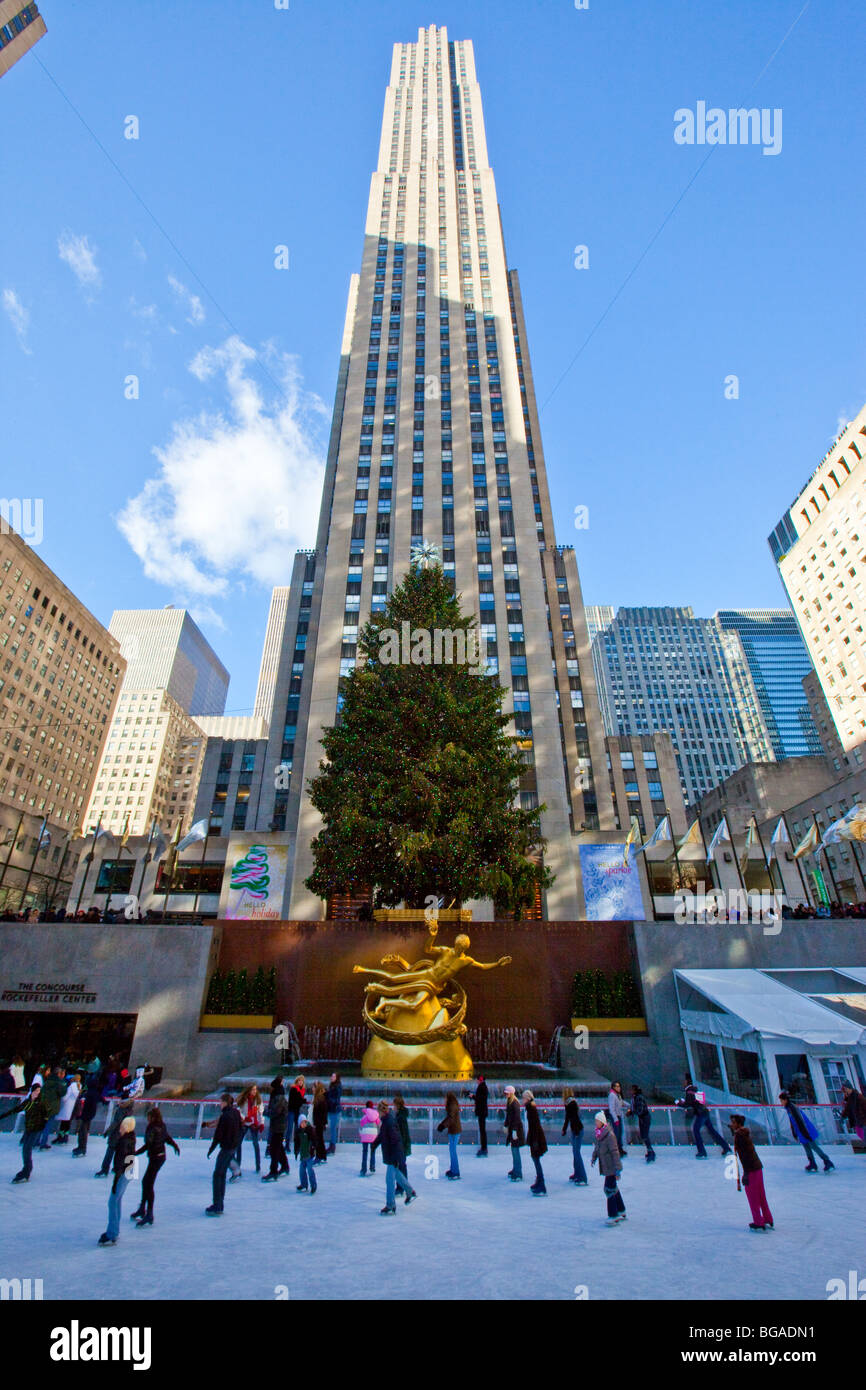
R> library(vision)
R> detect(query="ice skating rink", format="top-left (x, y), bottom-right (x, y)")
top-left (0, 1135), bottom-right (860, 1301)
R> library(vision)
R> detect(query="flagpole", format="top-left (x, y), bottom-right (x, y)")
top-left (0, 811), bottom-right (25, 907)
top-left (848, 836), bottom-right (866, 899)
top-left (814, 813), bottom-right (841, 904)
top-left (752, 817), bottom-right (778, 892)
top-left (74, 817), bottom-right (101, 918)
top-left (19, 818), bottom-right (48, 913)
top-left (47, 832), bottom-right (75, 914)
top-left (731, 817), bottom-right (748, 896)
top-left (192, 828), bottom-right (209, 919)
top-left (162, 823), bottom-right (179, 924)
top-left (783, 812), bottom-right (812, 908)
top-left (666, 805), bottom-right (684, 892)
top-left (694, 815), bottom-right (715, 892)
top-left (103, 816), bottom-right (128, 923)
top-left (134, 821), bottom-right (156, 910)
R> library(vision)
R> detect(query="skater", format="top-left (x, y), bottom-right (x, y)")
top-left (374, 1100), bottom-right (416, 1214)
top-left (98, 1116), bottom-right (137, 1245)
top-left (729, 1114), bottom-right (773, 1231)
top-left (676, 1083), bottom-right (731, 1159)
top-left (437, 1092), bottom-right (462, 1179)
top-left (130, 1106), bottom-right (178, 1227)
top-left (606, 1081), bottom-right (626, 1157)
top-left (504, 1085), bottom-right (525, 1182)
top-left (474, 1075), bottom-right (489, 1156)
top-left (37, 1064), bottom-right (65, 1149)
top-left (358, 1099), bottom-right (380, 1175)
top-left (287, 1075), bottom-right (306, 1158)
top-left (326, 1072), bottom-right (342, 1153)
top-left (779, 1091), bottom-right (835, 1172)
top-left (72, 1069), bottom-right (104, 1157)
top-left (628, 1084), bottom-right (656, 1162)
top-left (840, 1082), bottom-right (866, 1143)
top-left (561, 1087), bottom-right (587, 1184)
top-left (312, 1082), bottom-right (328, 1162)
top-left (296, 1115), bottom-right (317, 1194)
top-left (8, 1080), bottom-right (47, 1183)
top-left (523, 1090), bottom-right (547, 1195)
top-left (53, 1071), bottom-right (81, 1144)
top-left (95, 1097), bottom-right (135, 1177)
top-left (393, 1093), bottom-right (411, 1178)
top-left (236, 1084), bottom-right (264, 1174)
top-left (205, 1093), bottom-right (242, 1216)
top-left (262, 1078), bottom-right (289, 1181)
top-left (590, 1111), bottom-right (626, 1225)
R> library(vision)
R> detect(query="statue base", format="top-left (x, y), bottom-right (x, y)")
top-left (360, 997), bottom-right (474, 1079)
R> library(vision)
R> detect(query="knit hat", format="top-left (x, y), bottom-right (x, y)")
top-left (594, 1111), bottom-right (607, 1126)
top-left (504, 1085), bottom-right (515, 1096)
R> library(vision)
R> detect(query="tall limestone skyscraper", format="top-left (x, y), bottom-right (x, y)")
top-left (257, 26), bottom-right (612, 918)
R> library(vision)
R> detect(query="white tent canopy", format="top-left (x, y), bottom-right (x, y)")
top-left (675, 968), bottom-right (866, 1046)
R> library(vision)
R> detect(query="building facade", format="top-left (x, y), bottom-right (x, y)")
top-left (0, 523), bottom-right (125, 913)
top-left (769, 403), bottom-right (866, 753)
top-left (260, 26), bottom-right (613, 919)
top-left (0, 1), bottom-right (45, 79)
top-left (713, 609), bottom-right (821, 759)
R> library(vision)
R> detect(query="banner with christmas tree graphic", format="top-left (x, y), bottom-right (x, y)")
top-left (219, 837), bottom-right (288, 920)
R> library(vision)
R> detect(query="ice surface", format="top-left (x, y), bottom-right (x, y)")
top-left (0, 1135), bottom-right (860, 1301)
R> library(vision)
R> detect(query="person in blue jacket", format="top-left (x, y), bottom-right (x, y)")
top-left (779, 1091), bottom-right (835, 1172)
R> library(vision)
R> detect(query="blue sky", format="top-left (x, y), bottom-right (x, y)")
top-left (2, 0), bottom-right (864, 716)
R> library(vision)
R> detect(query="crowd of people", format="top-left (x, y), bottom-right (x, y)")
top-left (3, 1059), bottom-right (864, 1239)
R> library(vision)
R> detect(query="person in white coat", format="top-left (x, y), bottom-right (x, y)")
top-left (606, 1081), bottom-right (626, 1158)
top-left (53, 1072), bottom-right (81, 1145)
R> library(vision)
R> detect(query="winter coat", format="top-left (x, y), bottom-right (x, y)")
top-left (785, 1101), bottom-right (818, 1145)
top-left (208, 1106), bottom-right (242, 1156)
top-left (676, 1086), bottom-right (708, 1119)
top-left (733, 1126), bottom-right (762, 1175)
top-left (629, 1092), bottom-right (650, 1122)
top-left (267, 1092), bottom-right (288, 1135)
top-left (105, 1101), bottom-right (134, 1147)
top-left (395, 1106), bottom-right (411, 1156)
top-left (374, 1111), bottom-right (405, 1167)
top-left (312, 1096), bottom-right (328, 1130)
top-left (591, 1124), bottom-right (622, 1178)
top-left (437, 1097), bottom-right (461, 1135)
top-left (112, 1131), bottom-right (137, 1189)
top-left (474, 1081), bottom-right (489, 1118)
top-left (41, 1074), bottom-right (64, 1117)
top-left (359, 1106), bottom-right (380, 1143)
top-left (58, 1080), bottom-right (81, 1122)
top-left (326, 1081), bottom-right (342, 1115)
top-left (80, 1077), bottom-right (103, 1124)
top-left (0, 1068), bottom-right (15, 1094)
top-left (525, 1102), bottom-right (548, 1159)
top-left (562, 1099), bottom-right (583, 1137)
top-left (606, 1089), bottom-right (624, 1123)
top-left (841, 1089), bottom-right (866, 1130)
top-left (7, 1093), bottom-right (48, 1133)
top-left (241, 1097), bottom-right (264, 1132)
top-left (297, 1124), bottom-right (314, 1161)
top-left (135, 1119), bottom-right (179, 1161)
top-left (504, 1096), bottom-right (525, 1147)
top-left (287, 1084), bottom-right (306, 1115)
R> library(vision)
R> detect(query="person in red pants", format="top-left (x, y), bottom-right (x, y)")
top-left (729, 1114), bottom-right (774, 1232)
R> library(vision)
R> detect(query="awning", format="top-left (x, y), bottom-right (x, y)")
top-left (675, 968), bottom-right (866, 1046)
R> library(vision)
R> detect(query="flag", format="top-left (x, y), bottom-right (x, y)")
top-left (176, 819), bottom-right (208, 855)
top-left (769, 817), bottom-right (790, 858)
top-left (635, 816), bottom-right (670, 855)
top-left (793, 822), bottom-right (819, 859)
top-left (622, 817), bottom-right (642, 867)
top-left (150, 822), bottom-right (168, 863)
top-left (36, 820), bottom-right (51, 850)
top-left (706, 816), bottom-right (731, 862)
top-left (119, 814), bottom-right (131, 849)
top-left (838, 804), bottom-right (866, 844)
top-left (739, 817), bottom-right (757, 874)
top-left (94, 823), bottom-right (117, 850)
top-left (677, 819), bottom-right (703, 853)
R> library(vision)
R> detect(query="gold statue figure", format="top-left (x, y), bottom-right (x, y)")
top-left (355, 921), bottom-right (512, 1078)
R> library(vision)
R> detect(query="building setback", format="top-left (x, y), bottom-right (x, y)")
top-left (0, 1), bottom-right (45, 79)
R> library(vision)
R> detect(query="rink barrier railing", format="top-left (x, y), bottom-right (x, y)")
top-left (1, 1097), bottom-right (858, 1148)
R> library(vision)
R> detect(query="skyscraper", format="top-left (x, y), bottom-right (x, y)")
top-left (769, 403), bottom-right (866, 753)
top-left (265, 27), bottom-right (613, 919)
top-left (712, 610), bottom-right (821, 760)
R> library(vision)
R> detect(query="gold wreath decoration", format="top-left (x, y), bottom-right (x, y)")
top-left (362, 981), bottom-right (468, 1046)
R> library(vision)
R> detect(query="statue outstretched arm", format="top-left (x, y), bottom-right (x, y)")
top-left (465, 954), bottom-right (512, 971)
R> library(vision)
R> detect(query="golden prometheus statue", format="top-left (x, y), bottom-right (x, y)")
top-left (354, 903), bottom-right (512, 1078)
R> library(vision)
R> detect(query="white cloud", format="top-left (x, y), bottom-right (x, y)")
top-left (2, 288), bottom-right (32, 353)
top-left (168, 274), bottom-right (205, 325)
top-left (58, 231), bottom-right (101, 293)
top-left (117, 336), bottom-right (326, 602)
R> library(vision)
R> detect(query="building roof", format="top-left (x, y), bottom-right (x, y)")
top-left (675, 968), bottom-right (866, 1045)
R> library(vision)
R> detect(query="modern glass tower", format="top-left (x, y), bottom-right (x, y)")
top-left (259, 26), bottom-right (613, 919)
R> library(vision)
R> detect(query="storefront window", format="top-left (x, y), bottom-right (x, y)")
top-left (693, 1040), bottom-right (723, 1090)
top-left (722, 1046), bottom-right (766, 1103)
top-left (775, 1054), bottom-right (816, 1103)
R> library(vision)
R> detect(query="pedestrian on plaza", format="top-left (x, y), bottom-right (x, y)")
top-left (10, 1055), bottom-right (26, 1091)
top-left (561, 1087), bottom-right (587, 1184)
top-left (358, 1099), bottom-right (380, 1176)
top-left (296, 1115), bottom-right (318, 1195)
top-left (779, 1091), bottom-right (835, 1172)
top-left (523, 1090), bottom-right (547, 1195)
top-left (130, 1105), bottom-right (179, 1227)
top-left (95, 1097), bottom-right (134, 1177)
top-left (676, 1083), bottom-right (731, 1159)
top-left (37, 1064), bottom-right (65, 1149)
top-left (606, 1080), bottom-right (626, 1158)
top-left (393, 1094), bottom-right (411, 1178)
top-left (504, 1085), bottom-right (525, 1182)
top-left (98, 1116), bottom-right (137, 1246)
top-left (287, 1075), bottom-right (306, 1158)
top-left (235, 1084), bottom-right (264, 1174)
top-left (373, 1100), bottom-right (416, 1215)
top-left (72, 1069), bottom-right (103, 1157)
top-left (590, 1111), bottom-right (626, 1226)
top-left (262, 1078), bottom-right (290, 1181)
top-left (326, 1072), bottom-right (343, 1154)
top-left (628, 1084), bottom-right (656, 1163)
top-left (53, 1071), bottom-right (82, 1145)
top-left (437, 1091), bottom-right (462, 1180)
top-left (474, 1075), bottom-right (489, 1157)
top-left (8, 1081), bottom-right (47, 1184)
top-left (840, 1082), bottom-right (866, 1143)
top-left (729, 1114), bottom-right (773, 1232)
top-left (205, 1093), bottom-right (243, 1216)
top-left (312, 1082), bottom-right (328, 1163)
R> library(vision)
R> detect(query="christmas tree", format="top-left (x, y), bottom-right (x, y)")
top-left (305, 559), bottom-right (552, 916)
